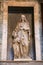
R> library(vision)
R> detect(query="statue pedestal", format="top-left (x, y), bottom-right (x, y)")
top-left (14, 58), bottom-right (32, 61)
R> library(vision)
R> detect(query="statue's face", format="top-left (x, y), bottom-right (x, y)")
top-left (21, 15), bottom-right (25, 21)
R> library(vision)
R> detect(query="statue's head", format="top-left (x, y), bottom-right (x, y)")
top-left (21, 15), bottom-right (26, 22)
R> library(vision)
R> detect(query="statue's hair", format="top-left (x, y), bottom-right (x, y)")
top-left (19, 14), bottom-right (28, 23)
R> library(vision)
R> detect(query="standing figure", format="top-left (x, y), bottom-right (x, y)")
top-left (12, 15), bottom-right (31, 59)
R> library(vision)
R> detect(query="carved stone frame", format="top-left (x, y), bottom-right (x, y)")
top-left (1, 1), bottom-right (41, 61)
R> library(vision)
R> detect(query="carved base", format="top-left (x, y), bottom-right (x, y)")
top-left (14, 57), bottom-right (32, 61)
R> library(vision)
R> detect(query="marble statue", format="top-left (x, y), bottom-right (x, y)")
top-left (12, 15), bottom-right (32, 60)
